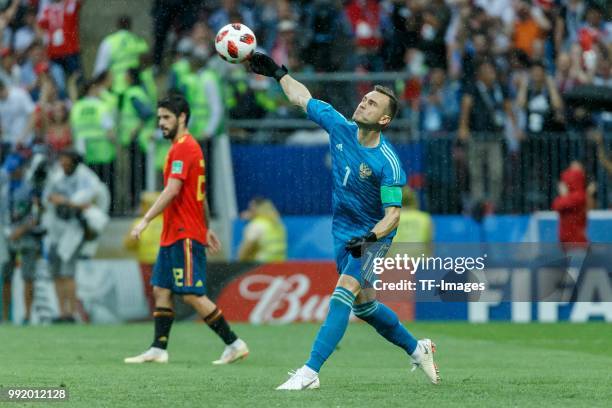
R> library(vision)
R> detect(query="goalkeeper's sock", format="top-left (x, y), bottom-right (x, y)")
top-left (151, 307), bottom-right (175, 350)
top-left (353, 301), bottom-right (417, 355)
top-left (305, 287), bottom-right (355, 373)
top-left (204, 308), bottom-right (238, 345)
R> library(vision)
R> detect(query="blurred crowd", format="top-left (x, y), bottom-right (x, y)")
top-left (0, 0), bottom-right (610, 217)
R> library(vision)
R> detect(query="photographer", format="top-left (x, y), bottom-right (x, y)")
top-left (44, 148), bottom-right (109, 323)
top-left (0, 152), bottom-right (45, 324)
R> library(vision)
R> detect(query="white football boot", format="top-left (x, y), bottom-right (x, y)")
top-left (411, 338), bottom-right (440, 384)
top-left (124, 347), bottom-right (169, 364)
top-left (276, 366), bottom-right (320, 390)
top-left (212, 339), bottom-right (249, 365)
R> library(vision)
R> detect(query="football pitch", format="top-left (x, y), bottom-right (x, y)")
top-left (2, 322), bottom-right (611, 407)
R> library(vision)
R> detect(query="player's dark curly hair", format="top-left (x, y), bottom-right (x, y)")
top-left (158, 93), bottom-right (191, 124)
top-left (374, 85), bottom-right (398, 121)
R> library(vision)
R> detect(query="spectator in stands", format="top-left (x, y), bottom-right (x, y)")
top-left (344, 0), bottom-right (385, 71)
top-left (301, 0), bottom-right (352, 72)
top-left (555, 0), bottom-right (586, 53)
top-left (256, 0), bottom-right (296, 53)
top-left (20, 40), bottom-right (66, 101)
top-left (44, 148), bottom-right (109, 323)
top-left (0, 0), bottom-right (20, 48)
top-left (271, 19), bottom-right (297, 69)
top-left (12, 6), bottom-right (39, 56)
top-left (150, 0), bottom-right (199, 70)
top-left (124, 191), bottom-right (162, 314)
top-left (382, 0), bottom-right (421, 71)
top-left (459, 59), bottom-right (522, 212)
top-left (208, 0), bottom-right (256, 34)
top-left (419, 68), bottom-right (460, 134)
top-left (93, 15), bottom-right (149, 94)
top-left (31, 75), bottom-right (60, 143)
top-left (0, 47), bottom-right (20, 86)
top-left (45, 100), bottom-right (72, 155)
top-left (419, 5), bottom-right (450, 70)
top-left (0, 79), bottom-right (35, 152)
top-left (552, 161), bottom-right (588, 252)
top-left (419, 67), bottom-right (461, 213)
top-left (554, 51), bottom-right (579, 92)
top-left (37, 0), bottom-right (83, 76)
top-left (0, 152), bottom-right (45, 324)
top-left (516, 61), bottom-right (564, 135)
top-left (511, 0), bottom-right (551, 58)
top-left (238, 197), bottom-right (287, 262)
top-left (517, 60), bottom-right (565, 209)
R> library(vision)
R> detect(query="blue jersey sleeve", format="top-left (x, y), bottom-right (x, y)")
top-left (307, 99), bottom-right (354, 144)
top-left (380, 146), bottom-right (407, 207)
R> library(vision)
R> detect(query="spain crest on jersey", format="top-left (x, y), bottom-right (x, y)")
top-left (359, 163), bottom-right (372, 179)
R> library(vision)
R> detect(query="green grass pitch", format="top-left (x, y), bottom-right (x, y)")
top-left (2, 322), bottom-right (611, 407)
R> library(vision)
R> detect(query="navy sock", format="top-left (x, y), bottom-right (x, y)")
top-left (353, 301), bottom-right (417, 355)
top-left (204, 308), bottom-right (238, 345)
top-left (151, 307), bottom-right (174, 350)
top-left (305, 287), bottom-right (355, 373)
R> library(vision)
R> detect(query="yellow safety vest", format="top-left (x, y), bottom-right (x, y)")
top-left (70, 97), bottom-right (115, 164)
top-left (250, 216), bottom-right (287, 263)
top-left (119, 85), bottom-right (154, 147)
top-left (105, 30), bottom-right (149, 94)
top-left (394, 210), bottom-right (433, 243)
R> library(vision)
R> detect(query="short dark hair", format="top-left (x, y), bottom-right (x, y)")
top-left (530, 60), bottom-right (546, 70)
top-left (158, 94), bottom-right (191, 124)
top-left (58, 148), bottom-right (82, 164)
top-left (374, 85), bottom-right (398, 121)
top-left (117, 15), bottom-right (132, 30)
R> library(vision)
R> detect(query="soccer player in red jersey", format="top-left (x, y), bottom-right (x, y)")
top-left (124, 94), bottom-right (248, 364)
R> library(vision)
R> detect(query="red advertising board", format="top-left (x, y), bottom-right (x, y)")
top-left (216, 262), bottom-right (413, 323)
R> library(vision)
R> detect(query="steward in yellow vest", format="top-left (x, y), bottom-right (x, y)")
top-left (94, 16), bottom-right (149, 95)
top-left (238, 198), bottom-right (287, 263)
top-left (70, 81), bottom-right (115, 165)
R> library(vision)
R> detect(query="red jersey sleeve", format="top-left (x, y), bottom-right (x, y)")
top-left (167, 142), bottom-right (195, 181)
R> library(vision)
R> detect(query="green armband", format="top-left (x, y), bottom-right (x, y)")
top-left (381, 186), bottom-right (402, 205)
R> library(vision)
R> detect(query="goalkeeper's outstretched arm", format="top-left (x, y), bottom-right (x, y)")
top-left (248, 52), bottom-right (311, 111)
top-left (279, 75), bottom-right (312, 112)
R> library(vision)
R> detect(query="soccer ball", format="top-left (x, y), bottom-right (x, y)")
top-left (214, 23), bottom-right (257, 64)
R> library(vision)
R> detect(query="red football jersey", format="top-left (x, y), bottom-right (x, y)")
top-left (161, 134), bottom-right (207, 246)
top-left (37, 0), bottom-right (82, 59)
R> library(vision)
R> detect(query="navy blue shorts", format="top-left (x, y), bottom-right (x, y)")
top-left (334, 238), bottom-right (391, 287)
top-left (152, 239), bottom-right (207, 296)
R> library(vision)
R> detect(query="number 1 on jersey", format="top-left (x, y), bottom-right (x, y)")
top-left (342, 166), bottom-right (351, 187)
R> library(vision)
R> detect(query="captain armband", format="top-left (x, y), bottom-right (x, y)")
top-left (380, 186), bottom-right (402, 206)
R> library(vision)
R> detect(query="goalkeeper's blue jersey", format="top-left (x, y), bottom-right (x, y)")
top-left (306, 99), bottom-right (406, 245)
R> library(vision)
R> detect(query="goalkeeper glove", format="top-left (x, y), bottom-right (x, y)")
top-left (249, 52), bottom-right (288, 81)
top-left (345, 232), bottom-right (377, 258)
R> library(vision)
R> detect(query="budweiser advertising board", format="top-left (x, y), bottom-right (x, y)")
top-left (215, 262), bottom-right (413, 323)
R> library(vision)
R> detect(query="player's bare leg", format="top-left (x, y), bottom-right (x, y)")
top-left (124, 286), bottom-right (173, 363)
top-left (277, 275), bottom-right (361, 390)
top-left (354, 288), bottom-right (440, 384)
top-left (182, 294), bottom-right (249, 364)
